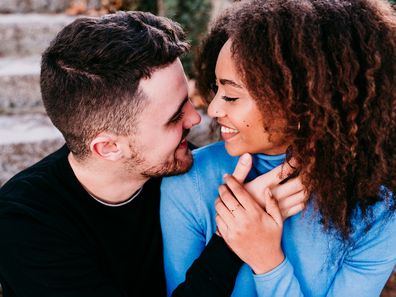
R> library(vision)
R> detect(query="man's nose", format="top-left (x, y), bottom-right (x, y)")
top-left (183, 101), bottom-right (201, 129)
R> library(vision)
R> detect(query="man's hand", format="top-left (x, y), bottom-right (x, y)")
top-left (231, 153), bottom-right (308, 220)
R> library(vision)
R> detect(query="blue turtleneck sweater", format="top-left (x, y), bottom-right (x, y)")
top-left (160, 141), bottom-right (396, 297)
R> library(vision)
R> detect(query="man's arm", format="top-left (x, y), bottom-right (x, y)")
top-left (172, 234), bottom-right (242, 297)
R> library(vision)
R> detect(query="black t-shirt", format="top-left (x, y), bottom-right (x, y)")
top-left (0, 145), bottom-right (241, 297)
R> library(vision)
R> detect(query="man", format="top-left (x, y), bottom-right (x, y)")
top-left (0, 11), bottom-right (242, 297)
top-left (0, 10), bottom-right (304, 297)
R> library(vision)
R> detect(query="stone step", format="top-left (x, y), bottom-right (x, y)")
top-left (0, 56), bottom-right (43, 113)
top-left (0, 113), bottom-right (64, 186)
top-left (0, 0), bottom-right (70, 13)
top-left (0, 13), bottom-right (76, 57)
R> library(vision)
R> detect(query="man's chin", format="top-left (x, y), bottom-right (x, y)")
top-left (164, 154), bottom-right (193, 177)
top-left (141, 152), bottom-right (193, 178)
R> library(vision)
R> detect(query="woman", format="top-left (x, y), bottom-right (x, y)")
top-left (161, 0), bottom-right (396, 296)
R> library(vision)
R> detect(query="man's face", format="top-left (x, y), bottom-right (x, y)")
top-left (125, 59), bottom-right (201, 177)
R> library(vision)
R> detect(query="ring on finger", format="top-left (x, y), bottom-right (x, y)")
top-left (230, 203), bottom-right (241, 213)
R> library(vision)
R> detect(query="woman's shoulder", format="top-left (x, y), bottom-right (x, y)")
top-left (161, 141), bottom-right (238, 192)
top-left (192, 140), bottom-right (228, 155)
top-left (350, 188), bottom-right (396, 248)
top-left (191, 141), bottom-right (239, 177)
top-left (160, 141), bottom-right (237, 218)
top-left (192, 141), bottom-right (235, 163)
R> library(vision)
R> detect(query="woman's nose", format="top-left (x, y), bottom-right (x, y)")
top-left (207, 94), bottom-right (225, 118)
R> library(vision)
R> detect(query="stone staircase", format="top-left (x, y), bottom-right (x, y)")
top-left (0, 1), bottom-right (76, 187)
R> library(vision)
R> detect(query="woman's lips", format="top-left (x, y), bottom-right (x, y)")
top-left (220, 125), bottom-right (239, 141)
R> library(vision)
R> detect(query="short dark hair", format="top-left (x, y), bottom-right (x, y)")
top-left (41, 11), bottom-right (189, 159)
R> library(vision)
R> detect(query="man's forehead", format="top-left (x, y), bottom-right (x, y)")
top-left (137, 60), bottom-right (188, 123)
top-left (140, 61), bottom-right (186, 95)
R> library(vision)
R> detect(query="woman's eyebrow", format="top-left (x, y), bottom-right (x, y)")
top-left (219, 78), bottom-right (243, 89)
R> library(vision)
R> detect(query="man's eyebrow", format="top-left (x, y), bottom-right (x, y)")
top-left (219, 79), bottom-right (243, 89)
top-left (166, 96), bottom-right (189, 124)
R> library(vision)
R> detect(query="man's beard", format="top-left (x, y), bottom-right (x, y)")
top-left (141, 148), bottom-right (193, 178)
top-left (126, 129), bottom-right (194, 178)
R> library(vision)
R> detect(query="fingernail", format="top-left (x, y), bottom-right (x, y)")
top-left (240, 153), bottom-right (250, 165)
top-left (223, 173), bottom-right (229, 181)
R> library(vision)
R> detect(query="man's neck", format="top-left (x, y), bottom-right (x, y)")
top-left (68, 153), bottom-right (149, 205)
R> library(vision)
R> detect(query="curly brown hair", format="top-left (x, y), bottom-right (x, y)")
top-left (196, 0), bottom-right (396, 240)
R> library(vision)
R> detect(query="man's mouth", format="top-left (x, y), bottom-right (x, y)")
top-left (178, 138), bottom-right (188, 149)
top-left (178, 129), bottom-right (190, 148)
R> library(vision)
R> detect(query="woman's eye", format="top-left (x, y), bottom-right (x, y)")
top-left (222, 96), bottom-right (238, 102)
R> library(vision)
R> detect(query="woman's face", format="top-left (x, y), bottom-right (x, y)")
top-left (207, 39), bottom-right (289, 156)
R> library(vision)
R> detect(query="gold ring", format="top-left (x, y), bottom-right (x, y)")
top-left (230, 204), bottom-right (241, 213)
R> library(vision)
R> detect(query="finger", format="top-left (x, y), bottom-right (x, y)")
top-left (215, 194), bottom-right (235, 222)
top-left (277, 190), bottom-right (306, 210)
top-left (215, 213), bottom-right (227, 237)
top-left (223, 174), bottom-right (256, 212)
top-left (271, 177), bottom-right (304, 200)
top-left (232, 153), bottom-right (253, 183)
top-left (264, 188), bottom-right (283, 226)
top-left (281, 203), bottom-right (305, 220)
top-left (218, 184), bottom-right (245, 215)
top-left (254, 160), bottom-right (298, 188)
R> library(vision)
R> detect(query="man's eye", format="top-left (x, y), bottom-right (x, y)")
top-left (222, 96), bottom-right (238, 102)
top-left (170, 112), bottom-right (185, 124)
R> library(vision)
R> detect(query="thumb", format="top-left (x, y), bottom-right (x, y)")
top-left (232, 153), bottom-right (252, 183)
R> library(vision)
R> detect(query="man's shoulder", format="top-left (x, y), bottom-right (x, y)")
top-left (0, 144), bottom-right (68, 203)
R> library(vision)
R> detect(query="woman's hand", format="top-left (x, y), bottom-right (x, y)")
top-left (231, 153), bottom-right (308, 220)
top-left (215, 174), bottom-right (284, 274)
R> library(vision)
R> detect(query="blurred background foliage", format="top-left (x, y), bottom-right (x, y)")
top-left (70, 0), bottom-right (395, 78)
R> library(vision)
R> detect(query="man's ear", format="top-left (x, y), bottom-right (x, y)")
top-left (90, 134), bottom-right (124, 161)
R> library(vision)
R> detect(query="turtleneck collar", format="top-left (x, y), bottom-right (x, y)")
top-left (252, 153), bottom-right (286, 176)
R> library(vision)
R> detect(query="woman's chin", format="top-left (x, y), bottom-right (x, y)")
top-left (224, 142), bottom-right (247, 157)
